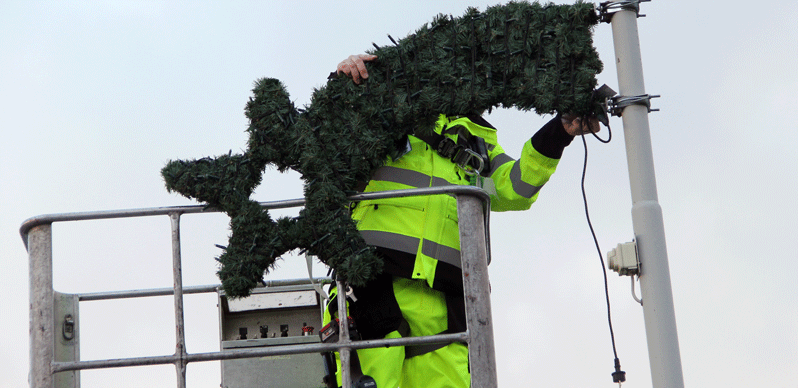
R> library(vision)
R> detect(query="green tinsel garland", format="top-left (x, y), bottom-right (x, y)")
top-left (162, 1), bottom-right (603, 298)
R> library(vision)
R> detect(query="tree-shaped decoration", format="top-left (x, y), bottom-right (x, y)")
top-left (162, 1), bottom-right (603, 298)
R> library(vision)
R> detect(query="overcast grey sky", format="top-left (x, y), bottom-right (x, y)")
top-left (2, 1), bottom-right (796, 387)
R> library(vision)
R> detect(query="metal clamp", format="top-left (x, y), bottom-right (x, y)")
top-left (598, 0), bottom-right (651, 23)
top-left (438, 138), bottom-right (485, 176)
top-left (608, 94), bottom-right (660, 117)
top-left (457, 148), bottom-right (485, 176)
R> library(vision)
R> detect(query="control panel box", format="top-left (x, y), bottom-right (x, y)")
top-left (218, 283), bottom-right (326, 388)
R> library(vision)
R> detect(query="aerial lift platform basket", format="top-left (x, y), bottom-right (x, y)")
top-left (23, 186), bottom-right (498, 388)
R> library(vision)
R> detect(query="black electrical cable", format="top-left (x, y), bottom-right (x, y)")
top-left (579, 119), bottom-right (625, 383)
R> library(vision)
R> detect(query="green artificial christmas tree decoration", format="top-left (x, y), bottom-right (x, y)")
top-left (162, 1), bottom-right (604, 298)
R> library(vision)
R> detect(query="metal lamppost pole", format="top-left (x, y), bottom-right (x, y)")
top-left (604, 2), bottom-right (685, 387)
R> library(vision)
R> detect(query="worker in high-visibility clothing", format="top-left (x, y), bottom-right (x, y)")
top-left (323, 54), bottom-right (600, 388)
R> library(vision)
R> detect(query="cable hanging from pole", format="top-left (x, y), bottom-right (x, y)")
top-left (579, 121), bottom-right (625, 385)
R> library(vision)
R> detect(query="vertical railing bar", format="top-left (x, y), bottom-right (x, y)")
top-left (335, 278), bottom-right (352, 388)
top-left (457, 193), bottom-right (498, 387)
top-left (169, 212), bottom-right (188, 388)
top-left (29, 224), bottom-right (55, 388)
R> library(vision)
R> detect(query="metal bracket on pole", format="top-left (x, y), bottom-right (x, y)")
top-left (609, 94), bottom-right (660, 117)
top-left (599, 0), bottom-right (651, 23)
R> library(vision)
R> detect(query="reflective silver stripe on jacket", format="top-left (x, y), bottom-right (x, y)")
top-left (371, 166), bottom-right (455, 188)
top-left (488, 153), bottom-right (514, 175)
top-left (488, 153), bottom-right (543, 198)
top-left (359, 230), bottom-right (462, 268)
top-left (360, 230), bottom-right (419, 255)
top-left (509, 161), bottom-right (543, 198)
top-left (421, 239), bottom-right (461, 268)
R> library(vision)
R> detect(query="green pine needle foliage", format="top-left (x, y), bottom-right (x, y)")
top-left (162, 0), bottom-right (603, 298)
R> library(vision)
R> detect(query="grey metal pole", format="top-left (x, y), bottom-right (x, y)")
top-left (610, 8), bottom-right (685, 388)
top-left (457, 194), bottom-right (497, 388)
top-left (169, 213), bottom-right (188, 388)
top-left (29, 224), bottom-right (55, 388)
top-left (335, 279), bottom-right (352, 388)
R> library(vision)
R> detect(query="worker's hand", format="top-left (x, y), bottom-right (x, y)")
top-left (336, 54), bottom-right (377, 84)
top-left (561, 114), bottom-right (601, 136)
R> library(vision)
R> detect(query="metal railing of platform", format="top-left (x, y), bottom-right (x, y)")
top-left (23, 185), bottom-right (497, 388)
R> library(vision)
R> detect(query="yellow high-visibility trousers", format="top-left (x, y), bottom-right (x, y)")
top-left (324, 277), bottom-right (470, 388)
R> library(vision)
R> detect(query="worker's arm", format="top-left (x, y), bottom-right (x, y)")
top-left (485, 114), bottom-right (598, 211)
top-left (483, 118), bottom-right (562, 211)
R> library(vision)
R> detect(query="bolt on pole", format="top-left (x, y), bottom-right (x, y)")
top-left (609, 5), bottom-right (686, 388)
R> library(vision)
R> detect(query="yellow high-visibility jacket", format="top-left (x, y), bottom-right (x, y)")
top-left (352, 114), bottom-right (567, 291)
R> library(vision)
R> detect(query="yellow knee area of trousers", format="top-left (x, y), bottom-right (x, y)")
top-left (401, 342), bottom-right (470, 388)
top-left (358, 330), bottom-right (404, 388)
top-left (323, 277), bottom-right (470, 387)
top-left (392, 277), bottom-right (448, 336)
